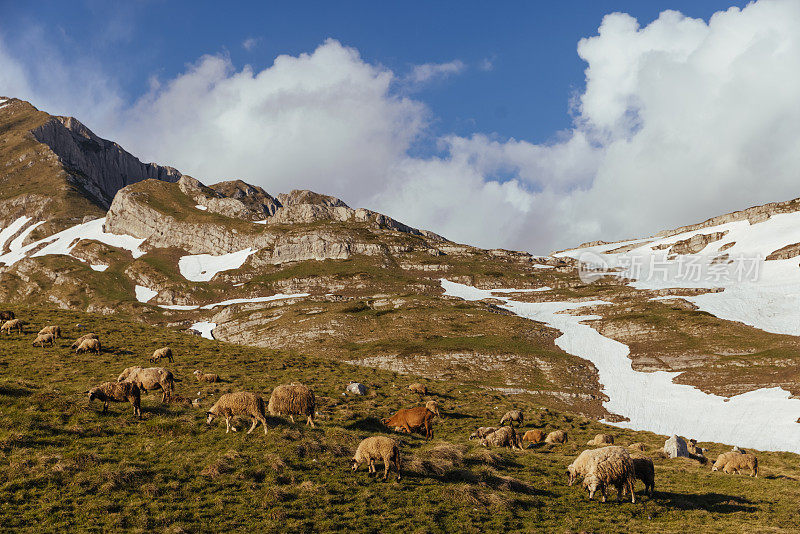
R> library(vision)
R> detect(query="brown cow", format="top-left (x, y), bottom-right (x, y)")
top-left (382, 406), bottom-right (436, 440)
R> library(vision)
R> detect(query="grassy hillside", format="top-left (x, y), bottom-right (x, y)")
top-left (2, 306), bottom-right (800, 533)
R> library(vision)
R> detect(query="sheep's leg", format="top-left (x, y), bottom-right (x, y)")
top-left (368, 459), bottom-right (374, 474)
top-left (102, 402), bottom-right (108, 413)
top-left (289, 415), bottom-right (296, 424)
top-left (247, 417), bottom-right (258, 434)
top-left (600, 485), bottom-right (607, 503)
top-left (225, 417), bottom-right (231, 433)
top-left (382, 456), bottom-right (390, 480)
top-left (307, 415), bottom-right (315, 428)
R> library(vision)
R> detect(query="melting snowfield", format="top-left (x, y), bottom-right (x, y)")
top-left (442, 279), bottom-right (800, 454)
top-left (191, 321), bottom-right (216, 340)
top-left (178, 248), bottom-right (257, 282)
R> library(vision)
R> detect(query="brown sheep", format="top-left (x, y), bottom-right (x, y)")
top-left (1, 319), bottom-right (24, 335)
top-left (150, 346), bottom-right (173, 363)
top-left (117, 367), bottom-right (177, 403)
top-left (206, 391), bottom-right (267, 434)
top-left (0, 311), bottom-right (14, 321)
top-left (587, 433), bottom-right (614, 446)
top-left (88, 382), bottom-right (141, 418)
top-left (382, 406), bottom-right (435, 439)
top-left (711, 451), bottom-right (743, 472)
top-left (352, 436), bottom-right (401, 481)
top-left (631, 455), bottom-right (655, 496)
top-left (481, 426), bottom-right (523, 450)
top-left (268, 383), bottom-right (316, 427)
top-left (38, 325), bottom-right (61, 339)
top-left (76, 338), bottom-right (101, 354)
top-left (32, 333), bottom-right (55, 347)
top-left (469, 427), bottom-right (499, 440)
top-left (545, 429), bottom-right (568, 444)
top-left (523, 429), bottom-right (545, 444)
top-left (407, 383), bottom-right (427, 396)
top-left (582, 450), bottom-right (636, 503)
top-left (500, 410), bottom-right (524, 427)
top-left (720, 454), bottom-right (758, 477)
top-left (628, 442), bottom-right (647, 452)
top-left (71, 333), bottom-right (99, 349)
top-left (194, 370), bottom-right (220, 383)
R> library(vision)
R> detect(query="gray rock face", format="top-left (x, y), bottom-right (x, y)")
top-left (346, 383), bottom-right (367, 395)
top-left (31, 116), bottom-right (182, 208)
top-left (663, 435), bottom-right (689, 458)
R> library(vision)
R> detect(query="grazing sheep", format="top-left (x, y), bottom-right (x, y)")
top-left (206, 392), bottom-right (268, 435)
top-left (32, 333), bottom-right (55, 347)
top-left (567, 446), bottom-right (631, 486)
top-left (716, 453), bottom-right (758, 477)
top-left (0, 311), bottom-right (15, 321)
top-left (76, 338), bottom-right (101, 354)
top-left (1, 319), bottom-right (24, 335)
top-left (150, 346), bottom-right (173, 363)
top-left (352, 436), bottom-right (401, 481)
top-left (581, 448), bottom-right (636, 503)
top-left (587, 433), bottom-right (614, 446)
top-left (38, 325), bottom-right (61, 339)
top-left (481, 426), bottom-right (523, 450)
top-left (687, 439), bottom-right (707, 457)
top-left (382, 406), bottom-right (436, 439)
top-left (407, 383), bottom-right (427, 395)
top-left (712, 451), bottom-right (743, 472)
top-left (268, 383), bottom-right (316, 427)
top-left (193, 370), bottom-right (219, 383)
top-left (425, 400), bottom-right (441, 418)
top-left (118, 367), bottom-right (177, 403)
top-left (71, 332), bottom-right (99, 349)
top-left (628, 442), bottom-right (647, 452)
top-left (499, 410), bottom-right (524, 427)
top-left (545, 429), bottom-right (568, 444)
top-left (88, 382), bottom-right (141, 418)
top-left (631, 455), bottom-right (655, 496)
top-left (523, 429), bottom-right (545, 444)
top-left (469, 426), bottom-right (499, 440)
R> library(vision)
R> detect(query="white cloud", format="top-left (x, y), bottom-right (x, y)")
top-left (2, 0), bottom-right (800, 255)
top-left (405, 60), bottom-right (466, 85)
top-left (242, 37), bottom-right (259, 51)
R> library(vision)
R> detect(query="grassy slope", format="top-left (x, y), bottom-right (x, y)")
top-left (1, 306), bottom-right (800, 533)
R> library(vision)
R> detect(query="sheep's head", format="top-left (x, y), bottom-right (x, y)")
top-left (193, 370), bottom-right (201, 376)
top-left (88, 388), bottom-right (99, 402)
top-left (583, 474), bottom-right (600, 499)
top-left (351, 457), bottom-right (361, 471)
top-left (566, 466), bottom-right (577, 486)
top-left (206, 412), bottom-right (216, 425)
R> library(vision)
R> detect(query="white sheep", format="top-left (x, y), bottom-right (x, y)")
top-left (352, 436), bottom-right (401, 481)
top-left (268, 383), bottom-right (316, 427)
top-left (206, 391), bottom-right (267, 435)
top-left (499, 410), bottom-right (524, 427)
top-left (582, 448), bottom-right (636, 503)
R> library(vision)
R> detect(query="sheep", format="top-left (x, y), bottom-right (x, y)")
top-left (38, 325), bottom-right (61, 339)
top-left (351, 436), bottom-right (401, 481)
top-left (523, 429), bottom-right (545, 444)
top-left (193, 370), bottom-right (219, 383)
top-left (581, 448), bottom-right (636, 503)
top-left (150, 346), bottom-right (173, 363)
top-left (425, 400), bottom-right (441, 418)
top-left (71, 332), bottom-right (99, 349)
top-left (1, 318), bottom-right (24, 335)
top-left (566, 446), bottom-right (630, 486)
top-left (687, 438), bottom-right (707, 457)
top-left (469, 427), bottom-right (499, 440)
top-left (732, 446), bottom-right (747, 454)
top-left (268, 383), bottom-right (316, 427)
top-left (118, 367), bottom-right (177, 403)
top-left (88, 382), bottom-right (141, 418)
top-left (206, 391), bottom-right (268, 435)
top-left (631, 455), bottom-right (655, 496)
top-left (499, 410), bottom-right (524, 427)
top-left (0, 311), bottom-right (14, 321)
top-left (407, 383), bottom-right (427, 395)
top-left (711, 451), bottom-right (743, 472)
top-left (628, 442), bottom-right (647, 452)
top-left (545, 429), bottom-right (568, 444)
top-left (587, 433), bottom-right (614, 446)
top-left (76, 338), bottom-right (101, 354)
top-left (717, 453), bottom-right (758, 477)
top-left (382, 406), bottom-right (435, 439)
top-left (481, 426), bottom-right (523, 450)
top-left (32, 333), bottom-right (55, 347)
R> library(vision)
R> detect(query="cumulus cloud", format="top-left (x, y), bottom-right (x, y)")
top-left (404, 60), bottom-right (466, 86)
top-left (2, 0), bottom-right (800, 254)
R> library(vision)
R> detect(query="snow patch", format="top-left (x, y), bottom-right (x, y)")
top-left (178, 248), bottom-right (257, 282)
top-left (195, 204), bottom-right (208, 211)
top-left (253, 220), bottom-right (267, 224)
top-left (200, 292), bottom-right (309, 309)
top-left (442, 278), bottom-right (800, 454)
top-left (158, 304), bottom-right (200, 311)
top-left (191, 321), bottom-right (216, 340)
top-left (135, 285), bottom-right (158, 303)
top-left (90, 264), bottom-right (109, 272)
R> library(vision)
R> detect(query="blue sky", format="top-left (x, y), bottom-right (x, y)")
top-left (2, 0), bottom-right (796, 254)
top-left (1, 0), bottom-right (748, 143)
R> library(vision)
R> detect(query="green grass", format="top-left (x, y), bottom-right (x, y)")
top-left (2, 305), bottom-right (800, 532)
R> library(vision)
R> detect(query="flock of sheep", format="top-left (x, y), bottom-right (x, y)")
top-left (2, 312), bottom-right (761, 502)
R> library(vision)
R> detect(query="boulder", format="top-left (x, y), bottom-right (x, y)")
top-left (663, 435), bottom-right (689, 458)
top-left (346, 382), bottom-right (367, 396)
